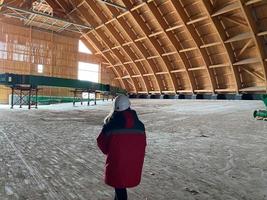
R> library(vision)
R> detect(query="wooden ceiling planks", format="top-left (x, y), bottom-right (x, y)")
top-left (2, 0), bottom-right (267, 93)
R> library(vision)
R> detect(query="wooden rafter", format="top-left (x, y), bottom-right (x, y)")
top-left (83, 33), bottom-right (125, 89)
top-left (241, 67), bottom-right (265, 81)
top-left (211, 1), bottom-right (240, 17)
top-left (224, 32), bottom-right (252, 43)
top-left (238, 39), bottom-right (253, 56)
top-left (221, 15), bottom-right (248, 28)
top-left (245, 0), bottom-right (263, 6)
top-left (76, 1), bottom-right (138, 92)
top-left (146, 1), bottom-right (195, 93)
top-left (121, 0), bottom-right (178, 93)
top-left (170, 0), bottom-right (216, 93)
top-left (201, 0), bottom-right (241, 93)
top-left (238, 0), bottom-right (267, 91)
top-left (43, 2), bottom-right (122, 86)
top-left (84, 0), bottom-right (148, 93)
top-left (57, 0), bottom-right (127, 90)
top-left (21, 0), bottom-right (267, 94)
top-left (100, 3), bottom-right (163, 93)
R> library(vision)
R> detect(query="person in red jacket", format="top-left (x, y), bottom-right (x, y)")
top-left (97, 95), bottom-right (146, 200)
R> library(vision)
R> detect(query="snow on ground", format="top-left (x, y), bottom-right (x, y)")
top-left (0, 99), bottom-right (267, 200)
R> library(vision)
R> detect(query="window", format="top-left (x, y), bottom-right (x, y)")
top-left (79, 40), bottom-right (92, 54)
top-left (37, 64), bottom-right (44, 73)
top-left (78, 62), bottom-right (99, 83)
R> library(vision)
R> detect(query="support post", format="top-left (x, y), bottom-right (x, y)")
top-left (73, 90), bottom-right (76, 106)
top-left (11, 86), bottom-right (14, 109)
top-left (94, 92), bottom-right (97, 105)
top-left (19, 89), bottom-right (22, 108)
top-left (35, 88), bottom-right (38, 109)
top-left (87, 92), bottom-right (90, 106)
top-left (28, 87), bottom-right (32, 110)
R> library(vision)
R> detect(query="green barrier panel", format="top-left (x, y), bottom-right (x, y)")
top-left (253, 95), bottom-right (267, 119)
top-left (0, 73), bottom-right (126, 94)
top-left (262, 94), bottom-right (267, 107)
top-left (37, 96), bottom-right (90, 105)
top-left (20, 95), bottom-right (102, 105)
top-left (253, 110), bottom-right (267, 118)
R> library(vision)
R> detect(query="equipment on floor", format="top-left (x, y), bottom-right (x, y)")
top-left (253, 94), bottom-right (267, 120)
top-left (0, 73), bottom-right (126, 109)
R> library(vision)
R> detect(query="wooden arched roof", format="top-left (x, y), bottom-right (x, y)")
top-left (2, 0), bottom-right (267, 94)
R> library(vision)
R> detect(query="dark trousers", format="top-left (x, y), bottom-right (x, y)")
top-left (114, 188), bottom-right (127, 200)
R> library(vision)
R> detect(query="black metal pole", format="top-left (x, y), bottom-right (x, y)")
top-left (81, 92), bottom-right (83, 105)
top-left (11, 87), bottom-right (14, 109)
top-left (28, 87), bottom-right (32, 110)
top-left (94, 92), bottom-right (97, 105)
top-left (87, 91), bottom-right (90, 106)
top-left (73, 90), bottom-right (76, 106)
top-left (19, 88), bottom-right (22, 108)
top-left (35, 88), bottom-right (38, 109)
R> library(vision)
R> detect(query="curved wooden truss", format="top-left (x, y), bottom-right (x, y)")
top-left (2, 0), bottom-right (267, 94)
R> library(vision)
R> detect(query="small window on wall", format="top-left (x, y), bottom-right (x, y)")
top-left (78, 62), bottom-right (99, 83)
top-left (37, 64), bottom-right (44, 73)
top-left (79, 40), bottom-right (92, 54)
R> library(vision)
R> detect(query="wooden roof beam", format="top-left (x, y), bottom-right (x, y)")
top-left (170, 0), bottom-right (216, 93)
top-left (245, 0), bottom-right (263, 6)
top-left (148, 30), bottom-right (164, 37)
top-left (179, 47), bottom-right (198, 53)
top-left (134, 36), bottom-right (147, 42)
top-left (96, 0), bottom-right (128, 11)
top-left (200, 42), bottom-right (221, 48)
top-left (78, 8), bottom-right (137, 92)
top-left (162, 51), bottom-right (177, 56)
top-left (84, 0), bottom-right (151, 93)
top-left (187, 16), bottom-right (209, 25)
top-left (239, 0), bottom-right (267, 91)
top-left (123, 61), bottom-right (134, 65)
top-left (233, 57), bottom-right (261, 65)
top-left (134, 58), bottom-right (146, 62)
top-left (165, 24), bottom-right (184, 32)
top-left (257, 31), bottom-right (267, 37)
top-left (171, 69), bottom-right (187, 73)
top-left (209, 63), bottom-right (230, 68)
top-left (122, 0), bottom-right (178, 93)
top-left (238, 39), bottom-right (253, 56)
top-left (211, 1), bottom-right (240, 17)
top-left (146, 1), bottom-right (195, 93)
top-left (147, 55), bottom-right (160, 60)
top-left (131, 74), bottom-right (142, 78)
top-left (101, 1), bottom-right (163, 92)
top-left (239, 86), bottom-right (266, 92)
top-left (194, 89), bottom-right (213, 93)
top-left (224, 32), bottom-right (252, 43)
top-left (188, 66), bottom-right (207, 71)
top-left (241, 67), bottom-right (265, 81)
top-left (155, 71), bottom-right (169, 75)
top-left (201, 0), bottom-right (240, 93)
top-left (48, 0), bottom-right (125, 89)
top-left (83, 34), bottom-right (125, 89)
top-left (143, 73), bottom-right (154, 76)
top-left (215, 88), bottom-right (236, 92)
top-left (221, 16), bottom-right (248, 28)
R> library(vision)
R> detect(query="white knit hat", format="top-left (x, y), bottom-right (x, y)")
top-left (114, 95), bottom-right (131, 111)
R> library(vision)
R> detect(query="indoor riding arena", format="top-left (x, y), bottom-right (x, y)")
top-left (0, 0), bottom-right (267, 200)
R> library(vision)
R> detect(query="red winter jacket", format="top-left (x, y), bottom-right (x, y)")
top-left (97, 109), bottom-right (146, 188)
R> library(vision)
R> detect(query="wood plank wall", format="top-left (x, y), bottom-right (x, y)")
top-left (0, 22), bottom-right (116, 104)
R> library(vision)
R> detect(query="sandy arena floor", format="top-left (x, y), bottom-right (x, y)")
top-left (0, 99), bottom-right (266, 200)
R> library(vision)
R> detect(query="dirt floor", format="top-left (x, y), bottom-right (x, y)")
top-left (0, 99), bottom-right (267, 200)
